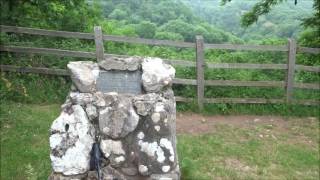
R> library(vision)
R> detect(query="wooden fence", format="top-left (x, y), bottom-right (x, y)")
top-left (1, 25), bottom-right (319, 109)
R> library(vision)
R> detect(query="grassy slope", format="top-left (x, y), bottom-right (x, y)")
top-left (0, 102), bottom-right (319, 179)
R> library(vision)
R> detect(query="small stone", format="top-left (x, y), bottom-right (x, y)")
top-left (93, 92), bottom-right (106, 107)
top-left (155, 102), bottom-right (165, 112)
top-left (70, 84), bottom-right (77, 91)
top-left (133, 93), bottom-right (159, 116)
top-left (243, 166), bottom-right (250, 171)
top-left (99, 96), bottom-right (139, 139)
top-left (154, 125), bottom-right (161, 132)
top-left (49, 172), bottom-right (86, 180)
top-left (101, 166), bottom-right (128, 180)
top-left (115, 156), bottom-right (125, 163)
top-left (138, 141), bottom-right (165, 163)
top-left (137, 132), bottom-right (145, 140)
top-left (151, 113), bottom-right (161, 123)
top-left (254, 118), bottom-right (260, 122)
top-left (67, 61), bottom-right (99, 93)
top-left (60, 98), bottom-right (72, 111)
top-left (69, 92), bottom-right (94, 105)
top-left (162, 165), bottom-right (171, 173)
top-left (85, 104), bottom-right (97, 120)
top-left (100, 139), bottom-right (125, 158)
top-left (201, 118), bottom-right (206, 123)
top-left (150, 174), bottom-right (179, 180)
top-left (121, 167), bottom-right (138, 176)
top-left (138, 165), bottom-right (148, 175)
top-left (164, 118), bottom-right (168, 125)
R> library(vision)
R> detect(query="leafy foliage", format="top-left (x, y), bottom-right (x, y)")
top-left (0, 0), bottom-right (318, 115)
top-left (183, 0), bottom-right (315, 41)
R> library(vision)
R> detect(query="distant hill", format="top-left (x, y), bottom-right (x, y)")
top-left (96, 0), bottom-right (243, 43)
top-left (181, 0), bottom-right (314, 41)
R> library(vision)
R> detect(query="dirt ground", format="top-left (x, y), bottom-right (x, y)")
top-left (176, 112), bottom-right (319, 135)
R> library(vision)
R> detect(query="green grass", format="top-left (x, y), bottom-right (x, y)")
top-left (178, 124), bottom-right (319, 180)
top-left (1, 101), bottom-right (319, 179)
top-left (0, 102), bottom-right (59, 179)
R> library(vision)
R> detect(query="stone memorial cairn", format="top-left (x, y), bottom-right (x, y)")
top-left (49, 57), bottom-right (180, 180)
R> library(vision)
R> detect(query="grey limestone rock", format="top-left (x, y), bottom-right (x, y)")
top-left (133, 93), bottom-right (160, 116)
top-left (69, 92), bottom-right (94, 105)
top-left (121, 167), bottom-right (138, 176)
top-left (142, 57), bottom-right (175, 93)
top-left (48, 172), bottom-right (87, 180)
top-left (134, 95), bottom-right (178, 175)
top-left (85, 104), bottom-right (97, 120)
top-left (99, 95), bottom-right (139, 139)
top-left (49, 105), bottom-right (95, 175)
top-left (99, 56), bottom-right (141, 71)
top-left (100, 139), bottom-right (126, 167)
top-left (67, 61), bottom-right (99, 93)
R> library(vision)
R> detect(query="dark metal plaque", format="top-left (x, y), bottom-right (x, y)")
top-left (96, 70), bottom-right (142, 94)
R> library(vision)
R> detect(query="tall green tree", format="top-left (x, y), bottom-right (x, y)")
top-left (0, 0), bottom-right (102, 31)
top-left (222, 0), bottom-right (319, 29)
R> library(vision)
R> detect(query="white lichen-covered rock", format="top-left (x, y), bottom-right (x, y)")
top-left (138, 140), bottom-right (166, 163)
top-left (99, 56), bottom-right (141, 71)
top-left (85, 104), bottom-right (97, 120)
top-left (67, 61), bottom-right (99, 93)
top-left (142, 58), bottom-right (175, 92)
top-left (100, 139), bottom-right (125, 157)
top-left (49, 105), bottom-right (95, 175)
top-left (100, 139), bottom-right (126, 167)
top-left (99, 95), bottom-right (139, 139)
top-left (69, 92), bottom-right (94, 105)
top-left (133, 94), bottom-right (178, 175)
top-left (93, 92), bottom-right (106, 107)
top-left (133, 93), bottom-right (160, 116)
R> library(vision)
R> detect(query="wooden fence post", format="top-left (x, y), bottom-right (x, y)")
top-left (94, 26), bottom-right (104, 62)
top-left (285, 38), bottom-right (297, 103)
top-left (196, 35), bottom-right (205, 110)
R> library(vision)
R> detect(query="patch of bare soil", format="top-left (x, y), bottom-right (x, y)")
top-left (176, 112), bottom-right (318, 136)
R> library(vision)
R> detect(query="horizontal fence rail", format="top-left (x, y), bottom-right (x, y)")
top-left (0, 65), bottom-right (69, 76)
top-left (205, 43), bottom-right (288, 52)
top-left (1, 25), bottom-right (319, 108)
top-left (1, 65), bottom-right (318, 90)
top-left (1, 45), bottom-right (318, 73)
top-left (206, 63), bottom-right (287, 70)
top-left (0, 45), bottom-right (96, 58)
top-left (2, 25), bottom-right (319, 52)
top-left (1, 65), bottom-right (318, 106)
top-left (103, 35), bottom-right (195, 48)
top-left (298, 47), bottom-right (320, 54)
top-left (0, 25), bottom-right (94, 39)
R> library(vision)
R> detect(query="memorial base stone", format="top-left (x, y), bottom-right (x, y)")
top-left (48, 57), bottom-right (180, 180)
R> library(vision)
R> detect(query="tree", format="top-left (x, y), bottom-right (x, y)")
top-left (222, 0), bottom-right (319, 31)
top-left (135, 21), bottom-right (157, 38)
top-left (0, 0), bottom-right (102, 31)
top-left (154, 31), bottom-right (184, 41)
top-left (109, 9), bottom-right (128, 20)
